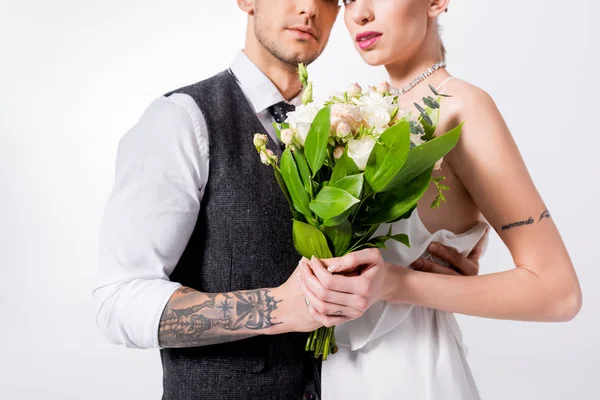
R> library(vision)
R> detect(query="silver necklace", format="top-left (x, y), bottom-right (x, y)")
top-left (390, 61), bottom-right (446, 96)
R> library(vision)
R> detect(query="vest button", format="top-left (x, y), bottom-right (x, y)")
top-left (302, 393), bottom-right (315, 400)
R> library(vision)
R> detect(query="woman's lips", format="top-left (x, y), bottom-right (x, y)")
top-left (356, 31), bottom-right (382, 50)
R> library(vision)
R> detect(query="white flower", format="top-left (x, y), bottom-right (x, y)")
top-left (348, 82), bottom-right (362, 96)
top-left (355, 90), bottom-right (396, 114)
top-left (260, 149), bottom-right (276, 165)
top-left (333, 147), bottom-right (344, 160)
top-left (330, 103), bottom-right (362, 132)
top-left (410, 133), bottom-right (425, 146)
top-left (335, 122), bottom-right (352, 138)
top-left (253, 133), bottom-right (268, 149)
top-left (360, 104), bottom-right (391, 130)
top-left (301, 81), bottom-right (313, 105)
top-left (347, 136), bottom-right (377, 171)
top-left (375, 81), bottom-right (390, 94)
top-left (280, 128), bottom-right (294, 145)
top-left (286, 102), bottom-right (322, 146)
top-left (354, 91), bottom-right (396, 131)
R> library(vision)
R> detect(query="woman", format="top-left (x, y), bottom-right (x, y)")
top-left (297, 0), bottom-right (582, 398)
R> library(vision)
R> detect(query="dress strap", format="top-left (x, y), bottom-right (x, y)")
top-left (436, 77), bottom-right (455, 94)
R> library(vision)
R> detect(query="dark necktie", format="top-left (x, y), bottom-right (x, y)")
top-left (268, 101), bottom-right (296, 124)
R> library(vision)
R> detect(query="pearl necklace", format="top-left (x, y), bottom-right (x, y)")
top-left (390, 61), bottom-right (446, 96)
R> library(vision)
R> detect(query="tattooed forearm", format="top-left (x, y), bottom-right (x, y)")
top-left (158, 287), bottom-right (282, 348)
top-left (501, 209), bottom-right (552, 231)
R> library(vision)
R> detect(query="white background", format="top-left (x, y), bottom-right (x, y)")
top-left (1, 1), bottom-right (599, 399)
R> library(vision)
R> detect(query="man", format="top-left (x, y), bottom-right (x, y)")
top-left (93, 1), bottom-right (485, 399)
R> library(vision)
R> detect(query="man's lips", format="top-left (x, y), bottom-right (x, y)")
top-left (356, 31), bottom-right (382, 50)
top-left (287, 26), bottom-right (318, 41)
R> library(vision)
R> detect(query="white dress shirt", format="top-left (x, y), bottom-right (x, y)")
top-left (93, 51), bottom-right (301, 349)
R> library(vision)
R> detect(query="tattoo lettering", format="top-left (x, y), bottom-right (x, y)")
top-left (158, 287), bottom-right (282, 348)
top-left (501, 217), bottom-right (534, 231)
top-left (539, 209), bottom-right (551, 222)
top-left (501, 209), bottom-right (552, 231)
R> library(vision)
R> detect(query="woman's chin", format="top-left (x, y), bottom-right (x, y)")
top-left (357, 52), bottom-right (388, 67)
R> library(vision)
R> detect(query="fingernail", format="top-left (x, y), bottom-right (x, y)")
top-left (311, 255), bottom-right (316, 262)
top-left (327, 265), bottom-right (337, 273)
top-left (428, 244), bottom-right (437, 252)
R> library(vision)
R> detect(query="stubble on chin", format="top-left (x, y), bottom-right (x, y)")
top-left (254, 19), bottom-right (320, 66)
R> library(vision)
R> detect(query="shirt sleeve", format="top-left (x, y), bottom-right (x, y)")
top-left (93, 93), bottom-right (209, 349)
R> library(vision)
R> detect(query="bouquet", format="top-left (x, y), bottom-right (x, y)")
top-left (253, 64), bottom-right (462, 360)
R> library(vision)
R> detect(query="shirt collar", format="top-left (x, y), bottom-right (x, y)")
top-left (229, 50), bottom-right (302, 114)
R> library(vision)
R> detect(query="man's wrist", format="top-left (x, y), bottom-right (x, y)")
top-left (264, 285), bottom-right (292, 335)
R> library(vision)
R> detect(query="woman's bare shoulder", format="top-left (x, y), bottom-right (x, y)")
top-left (440, 77), bottom-right (499, 119)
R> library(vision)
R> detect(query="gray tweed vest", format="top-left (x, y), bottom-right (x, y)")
top-left (159, 71), bottom-right (321, 400)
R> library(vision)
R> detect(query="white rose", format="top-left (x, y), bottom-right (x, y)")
top-left (335, 122), bottom-right (352, 138)
top-left (333, 147), bottom-right (344, 160)
top-left (355, 90), bottom-right (396, 114)
top-left (260, 149), bottom-right (277, 165)
top-left (280, 128), bottom-right (294, 145)
top-left (348, 82), bottom-right (362, 96)
top-left (330, 103), bottom-right (362, 131)
top-left (347, 136), bottom-right (377, 171)
top-left (360, 104), bottom-right (391, 130)
top-left (285, 102), bottom-right (322, 146)
top-left (253, 133), bottom-right (268, 149)
top-left (375, 81), bottom-right (390, 94)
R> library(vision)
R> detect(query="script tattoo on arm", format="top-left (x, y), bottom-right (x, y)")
top-left (539, 209), bottom-right (551, 222)
top-left (158, 287), bottom-right (282, 348)
top-left (500, 209), bottom-right (552, 231)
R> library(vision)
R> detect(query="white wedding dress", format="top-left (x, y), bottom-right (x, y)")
top-left (322, 206), bottom-right (489, 400)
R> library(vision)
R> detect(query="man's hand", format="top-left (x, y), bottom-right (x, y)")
top-left (411, 230), bottom-right (488, 276)
top-left (268, 262), bottom-right (324, 334)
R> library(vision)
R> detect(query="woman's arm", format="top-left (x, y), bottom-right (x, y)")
top-left (404, 85), bottom-right (580, 321)
top-left (299, 85), bottom-right (581, 325)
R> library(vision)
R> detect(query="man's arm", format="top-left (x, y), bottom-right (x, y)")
top-left (158, 287), bottom-right (280, 348)
top-left (94, 94), bottom-right (317, 349)
top-left (94, 94), bottom-right (208, 348)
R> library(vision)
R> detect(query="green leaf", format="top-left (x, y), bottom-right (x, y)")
top-left (331, 174), bottom-right (363, 199)
top-left (354, 233), bottom-right (410, 251)
top-left (322, 204), bottom-right (357, 227)
top-left (280, 148), bottom-right (312, 218)
top-left (364, 120), bottom-right (411, 193)
top-left (304, 107), bottom-right (331, 177)
top-left (428, 84), bottom-right (439, 96)
top-left (309, 186), bottom-right (360, 220)
top-left (330, 149), bottom-right (359, 184)
top-left (423, 96), bottom-right (440, 109)
top-left (293, 148), bottom-right (313, 198)
top-left (321, 219), bottom-right (353, 257)
top-left (293, 220), bottom-right (333, 259)
top-left (355, 168), bottom-right (433, 225)
top-left (385, 122), bottom-right (462, 191)
top-left (272, 122), bottom-right (282, 142)
top-left (273, 167), bottom-right (303, 221)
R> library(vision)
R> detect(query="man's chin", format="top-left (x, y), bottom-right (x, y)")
top-left (279, 48), bottom-right (321, 66)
